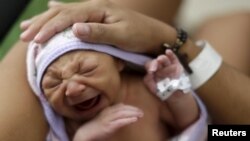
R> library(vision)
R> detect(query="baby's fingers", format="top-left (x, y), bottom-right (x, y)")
top-left (108, 108), bottom-right (143, 130)
top-left (156, 54), bottom-right (171, 68)
top-left (110, 105), bottom-right (144, 121)
top-left (155, 64), bottom-right (182, 78)
top-left (165, 49), bottom-right (180, 64)
top-left (145, 59), bottom-right (158, 73)
top-left (109, 117), bottom-right (139, 130)
top-left (144, 73), bottom-right (157, 93)
top-left (98, 104), bottom-right (143, 121)
top-left (108, 104), bottom-right (143, 115)
top-left (101, 104), bottom-right (143, 132)
top-left (155, 65), bottom-right (177, 78)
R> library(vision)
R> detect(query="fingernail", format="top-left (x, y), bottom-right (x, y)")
top-left (34, 32), bottom-right (43, 42)
top-left (74, 24), bottom-right (90, 36)
top-left (149, 63), bottom-right (157, 72)
top-left (131, 117), bottom-right (138, 122)
top-left (20, 20), bottom-right (31, 28)
top-left (20, 30), bottom-right (30, 40)
top-left (138, 112), bottom-right (144, 117)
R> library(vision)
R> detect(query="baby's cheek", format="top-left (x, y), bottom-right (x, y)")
top-left (105, 76), bottom-right (121, 100)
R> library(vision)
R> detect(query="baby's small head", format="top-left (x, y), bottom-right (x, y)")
top-left (27, 28), bottom-right (151, 121)
top-left (42, 50), bottom-right (125, 121)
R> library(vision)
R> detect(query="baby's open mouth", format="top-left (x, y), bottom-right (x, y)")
top-left (74, 95), bottom-right (101, 111)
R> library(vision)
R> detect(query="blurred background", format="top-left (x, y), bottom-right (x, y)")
top-left (0, 0), bottom-right (76, 59)
top-left (0, 0), bottom-right (30, 42)
top-left (176, 0), bottom-right (250, 35)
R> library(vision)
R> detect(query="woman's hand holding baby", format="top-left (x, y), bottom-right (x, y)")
top-left (20, 0), bottom-right (176, 55)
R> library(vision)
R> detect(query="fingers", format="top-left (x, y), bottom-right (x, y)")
top-left (32, 12), bottom-right (79, 43)
top-left (155, 51), bottom-right (183, 78)
top-left (145, 55), bottom-right (171, 74)
top-left (145, 59), bottom-right (158, 73)
top-left (144, 51), bottom-right (184, 94)
top-left (110, 107), bottom-right (143, 122)
top-left (143, 73), bottom-right (157, 94)
top-left (20, 8), bottom-right (61, 42)
top-left (20, 19), bottom-right (32, 31)
top-left (156, 54), bottom-right (171, 68)
top-left (33, 6), bottom-right (97, 43)
top-left (104, 103), bottom-right (143, 118)
top-left (165, 50), bottom-right (184, 76)
top-left (96, 104), bottom-right (143, 133)
top-left (20, 1), bottom-right (93, 43)
top-left (106, 104), bottom-right (143, 131)
top-left (145, 55), bottom-right (175, 79)
top-left (74, 104), bottom-right (143, 141)
top-left (72, 22), bottom-right (121, 46)
top-left (21, 2), bottom-right (109, 43)
top-left (155, 65), bottom-right (179, 78)
top-left (20, 13), bottom-right (43, 31)
top-left (109, 117), bottom-right (138, 130)
top-left (165, 49), bottom-right (180, 64)
top-left (20, 1), bottom-right (65, 39)
top-left (72, 23), bottom-right (91, 39)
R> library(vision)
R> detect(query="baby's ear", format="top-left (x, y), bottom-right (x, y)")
top-left (116, 59), bottom-right (125, 72)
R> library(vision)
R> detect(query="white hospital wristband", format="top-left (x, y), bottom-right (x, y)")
top-left (189, 41), bottom-right (222, 90)
top-left (156, 73), bottom-right (191, 101)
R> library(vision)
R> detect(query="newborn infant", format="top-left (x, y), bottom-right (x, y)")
top-left (27, 29), bottom-right (207, 141)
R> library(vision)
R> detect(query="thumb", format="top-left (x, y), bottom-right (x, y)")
top-left (143, 74), bottom-right (157, 94)
top-left (72, 22), bottom-right (120, 46)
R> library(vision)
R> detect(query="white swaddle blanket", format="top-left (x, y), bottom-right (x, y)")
top-left (26, 28), bottom-right (207, 141)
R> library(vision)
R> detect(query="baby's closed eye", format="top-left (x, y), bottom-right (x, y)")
top-left (42, 76), bottom-right (62, 89)
top-left (78, 62), bottom-right (97, 76)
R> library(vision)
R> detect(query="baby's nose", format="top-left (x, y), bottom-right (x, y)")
top-left (65, 81), bottom-right (86, 97)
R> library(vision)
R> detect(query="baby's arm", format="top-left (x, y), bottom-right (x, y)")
top-left (144, 50), bottom-right (199, 131)
top-left (73, 104), bottom-right (143, 141)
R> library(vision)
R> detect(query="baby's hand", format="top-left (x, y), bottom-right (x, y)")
top-left (144, 50), bottom-right (199, 132)
top-left (144, 50), bottom-right (183, 94)
top-left (73, 103), bottom-right (143, 141)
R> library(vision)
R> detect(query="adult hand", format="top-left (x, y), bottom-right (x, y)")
top-left (20, 0), bottom-right (176, 54)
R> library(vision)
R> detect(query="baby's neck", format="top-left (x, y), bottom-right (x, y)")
top-left (116, 72), bottom-right (145, 103)
top-left (64, 118), bottom-right (82, 140)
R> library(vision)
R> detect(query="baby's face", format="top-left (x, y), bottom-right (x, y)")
top-left (41, 50), bottom-right (124, 121)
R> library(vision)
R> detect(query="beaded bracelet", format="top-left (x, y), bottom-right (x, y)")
top-left (162, 28), bottom-right (193, 74)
